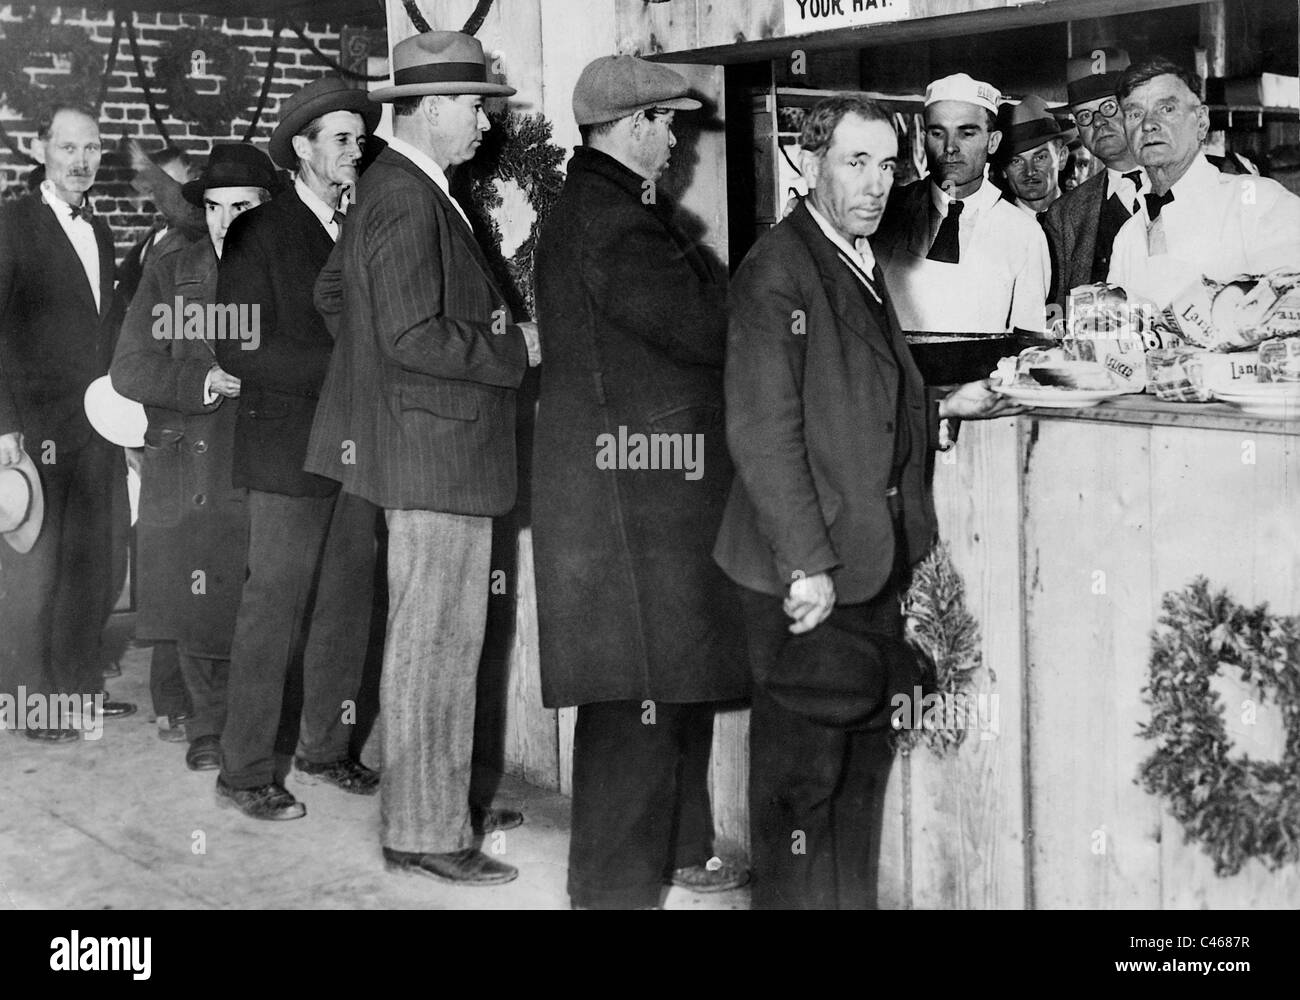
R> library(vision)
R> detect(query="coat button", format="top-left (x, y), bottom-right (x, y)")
top-left (193, 493), bottom-right (206, 507)
top-left (192, 440), bottom-right (207, 454)
top-left (885, 421), bottom-right (894, 433)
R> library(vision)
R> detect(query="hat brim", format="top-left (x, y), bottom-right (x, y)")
top-left (1, 450), bottom-right (44, 555)
top-left (576, 95), bottom-right (703, 126)
top-left (270, 91), bottom-right (385, 169)
top-left (1003, 120), bottom-right (1069, 157)
top-left (84, 375), bottom-right (147, 449)
top-left (181, 176), bottom-right (278, 207)
top-left (369, 81), bottom-right (517, 102)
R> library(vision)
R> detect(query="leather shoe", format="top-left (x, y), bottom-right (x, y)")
top-left (185, 734), bottom-right (221, 771)
top-left (471, 805), bottom-right (524, 835)
top-left (98, 698), bottom-right (137, 719)
top-left (294, 756), bottom-right (379, 795)
top-left (157, 715), bottom-right (187, 743)
top-left (215, 776), bottom-right (306, 820)
top-left (670, 856), bottom-right (750, 892)
top-left (383, 847), bottom-right (517, 886)
top-left (24, 726), bottom-right (79, 744)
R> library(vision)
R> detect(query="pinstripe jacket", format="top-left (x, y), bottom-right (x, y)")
top-left (304, 145), bottom-right (529, 515)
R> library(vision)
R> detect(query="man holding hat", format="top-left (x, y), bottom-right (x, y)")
top-left (1042, 47), bottom-right (1147, 309)
top-left (1000, 95), bottom-right (1071, 218)
top-left (305, 32), bottom-right (537, 885)
top-left (111, 142), bottom-right (274, 772)
top-left (532, 54), bottom-right (750, 909)
top-left (875, 73), bottom-right (1050, 333)
top-left (0, 105), bottom-right (134, 740)
top-left (213, 77), bottom-right (382, 820)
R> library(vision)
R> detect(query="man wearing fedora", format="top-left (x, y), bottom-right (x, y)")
top-left (1000, 95), bottom-right (1071, 218)
top-left (1042, 48), bottom-right (1148, 310)
top-left (306, 31), bottom-right (538, 885)
top-left (0, 105), bottom-right (134, 740)
top-left (213, 77), bottom-right (382, 820)
top-left (112, 143), bottom-right (276, 772)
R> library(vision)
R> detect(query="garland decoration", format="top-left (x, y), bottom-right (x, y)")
top-left (125, 12), bottom-right (171, 145)
top-left (0, 11), bottom-right (104, 125)
top-left (1138, 578), bottom-right (1300, 877)
top-left (893, 542), bottom-right (987, 756)
top-left (242, 19), bottom-right (283, 142)
top-left (463, 110), bottom-right (567, 318)
top-left (152, 27), bottom-right (257, 135)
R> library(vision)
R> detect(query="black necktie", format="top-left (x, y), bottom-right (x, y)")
top-left (69, 201), bottom-right (92, 222)
top-left (1122, 170), bottom-right (1144, 214)
top-left (927, 199), bottom-right (963, 263)
top-left (332, 210), bottom-right (346, 227)
top-left (1144, 189), bottom-right (1174, 221)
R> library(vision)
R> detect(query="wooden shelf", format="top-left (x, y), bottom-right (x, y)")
top-left (1206, 105), bottom-right (1298, 128)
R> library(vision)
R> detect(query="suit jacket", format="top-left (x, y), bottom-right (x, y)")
top-left (1042, 170), bottom-right (1109, 310)
top-left (713, 201), bottom-right (941, 604)
top-left (117, 223), bottom-right (199, 305)
top-left (304, 146), bottom-right (528, 514)
top-left (0, 192), bottom-right (119, 453)
top-left (215, 187), bottom-right (338, 498)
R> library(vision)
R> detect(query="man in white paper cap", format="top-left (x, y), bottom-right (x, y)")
top-left (875, 72), bottom-right (1051, 333)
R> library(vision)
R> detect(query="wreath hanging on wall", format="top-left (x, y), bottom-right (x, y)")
top-left (0, 12), bottom-right (103, 124)
top-left (1138, 578), bottom-right (1300, 877)
top-left (152, 27), bottom-right (257, 135)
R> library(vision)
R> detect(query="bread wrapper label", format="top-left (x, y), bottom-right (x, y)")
top-left (1163, 271), bottom-right (1300, 350)
top-left (1258, 336), bottom-right (1300, 381)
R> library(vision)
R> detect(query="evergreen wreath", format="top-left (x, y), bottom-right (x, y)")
top-left (0, 11), bottom-right (104, 124)
top-left (893, 542), bottom-right (987, 756)
top-left (463, 110), bottom-right (567, 318)
top-left (1139, 577), bottom-right (1300, 877)
top-left (152, 27), bottom-right (257, 135)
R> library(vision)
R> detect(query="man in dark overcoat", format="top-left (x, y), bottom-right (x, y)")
top-left (533, 55), bottom-right (750, 910)
top-left (0, 106), bottom-right (133, 739)
top-left (111, 144), bottom-right (276, 770)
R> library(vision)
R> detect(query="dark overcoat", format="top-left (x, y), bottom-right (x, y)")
top-left (532, 146), bottom-right (748, 708)
top-left (111, 237), bottom-right (247, 657)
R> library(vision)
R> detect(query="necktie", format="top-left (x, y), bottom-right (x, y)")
top-left (1123, 170), bottom-right (1144, 214)
top-left (1144, 189), bottom-right (1174, 220)
top-left (332, 210), bottom-right (346, 227)
top-left (927, 199), bottom-right (963, 263)
top-left (69, 201), bottom-right (92, 222)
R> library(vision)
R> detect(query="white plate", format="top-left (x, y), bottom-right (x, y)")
top-left (1212, 383), bottom-right (1300, 399)
top-left (994, 385), bottom-right (1130, 408)
top-left (1212, 383), bottom-right (1300, 418)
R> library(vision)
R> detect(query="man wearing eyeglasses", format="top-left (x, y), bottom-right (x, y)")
top-left (1107, 55), bottom-right (1300, 311)
top-left (1041, 48), bottom-right (1147, 310)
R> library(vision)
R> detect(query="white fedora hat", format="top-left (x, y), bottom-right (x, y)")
top-left (0, 449), bottom-right (45, 554)
top-left (84, 375), bottom-right (147, 449)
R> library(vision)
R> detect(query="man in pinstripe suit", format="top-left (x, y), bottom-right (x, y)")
top-left (306, 32), bottom-right (540, 886)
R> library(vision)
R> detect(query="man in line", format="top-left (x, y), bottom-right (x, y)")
top-left (875, 73), bottom-right (1050, 333)
top-left (0, 106), bottom-right (134, 740)
top-left (533, 55), bottom-right (750, 910)
top-left (214, 77), bottom-right (381, 820)
top-left (1108, 55), bottom-right (1300, 308)
top-left (305, 31), bottom-right (538, 885)
top-left (714, 95), bottom-right (1019, 908)
top-left (1043, 48), bottom-right (1147, 310)
top-left (111, 144), bottom-right (276, 771)
top-left (1000, 95), bottom-right (1071, 218)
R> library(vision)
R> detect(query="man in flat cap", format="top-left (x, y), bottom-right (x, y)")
top-left (306, 31), bottom-right (538, 886)
top-left (1000, 95), bottom-right (1071, 218)
top-left (533, 54), bottom-right (750, 909)
top-left (1042, 48), bottom-right (1147, 310)
top-left (213, 76), bottom-right (382, 820)
top-left (875, 73), bottom-right (1050, 333)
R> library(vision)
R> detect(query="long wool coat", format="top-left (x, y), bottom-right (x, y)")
top-left (111, 237), bottom-right (248, 658)
top-left (532, 146), bottom-right (749, 708)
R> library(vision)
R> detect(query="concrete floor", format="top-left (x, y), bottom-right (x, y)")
top-left (0, 621), bottom-right (750, 911)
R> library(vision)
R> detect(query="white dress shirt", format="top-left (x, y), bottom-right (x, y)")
top-left (879, 175), bottom-right (1052, 333)
top-left (294, 176), bottom-right (345, 242)
top-left (806, 198), bottom-right (878, 280)
top-left (1108, 153), bottom-right (1300, 308)
top-left (384, 135), bottom-right (473, 231)
top-left (1105, 166), bottom-right (1146, 216)
top-left (41, 179), bottom-right (100, 313)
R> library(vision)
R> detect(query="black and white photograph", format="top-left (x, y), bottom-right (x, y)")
top-left (0, 0), bottom-right (1296, 957)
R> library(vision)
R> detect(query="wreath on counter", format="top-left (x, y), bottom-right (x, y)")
top-left (1138, 578), bottom-right (1300, 877)
top-left (153, 27), bottom-right (257, 135)
top-left (0, 12), bottom-right (103, 124)
top-left (893, 542), bottom-right (988, 757)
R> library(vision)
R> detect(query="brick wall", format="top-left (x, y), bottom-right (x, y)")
top-left (0, 5), bottom-right (383, 259)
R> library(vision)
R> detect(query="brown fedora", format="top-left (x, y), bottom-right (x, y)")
top-left (370, 31), bottom-right (516, 102)
top-left (0, 449), bottom-right (44, 555)
top-left (271, 75), bottom-right (382, 169)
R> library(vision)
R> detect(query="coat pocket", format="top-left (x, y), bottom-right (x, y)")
top-left (647, 402), bottom-right (721, 435)
top-left (399, 384), bottom-right (480, 422)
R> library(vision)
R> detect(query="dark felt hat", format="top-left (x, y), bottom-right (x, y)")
top-left (1066, 47), bottom-right (1132, 106)
top-left (270, 75), bottom-right (382, 169)
top-left (181, 143), bottom-right (279, 206)
top-left (999, 95), bottom-right (1070, 157)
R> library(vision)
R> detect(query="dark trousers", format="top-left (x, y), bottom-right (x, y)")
top-left (0, 438), bottom-right (120, 699)
top-left (568, 699), bottom-right (716, 909)
top-left (149, 640), bottom-right (190, 718)
top-left (180, 650), bottom-right (229, 742)
top-left (738, 586), bottom-right (899, 910)
top-left (220, 488), bottom-right (376, 789)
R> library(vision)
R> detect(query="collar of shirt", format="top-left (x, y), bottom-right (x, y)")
top-left (40, 179), bottom-right (90, 224)
top-left (385, 134), bottom-right (472, 230)
top-left (805, 197), bottom-right (877, 275)
top-left (294, 176), bottom-right (343, 236)
top-left (928, 170), bottom-right (1002, 222)
top-left (1012, 198), bottom-right (1040, 218)
top-left (1165, 152), bottom-right (1219, 208)
top-left (1105, 166), bottom-right (1145, 210)
top-left (39, 179), bottom-right (100, 311)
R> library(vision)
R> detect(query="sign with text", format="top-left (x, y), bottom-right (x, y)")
top-left (783, 0), bottom-right (912, 34)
